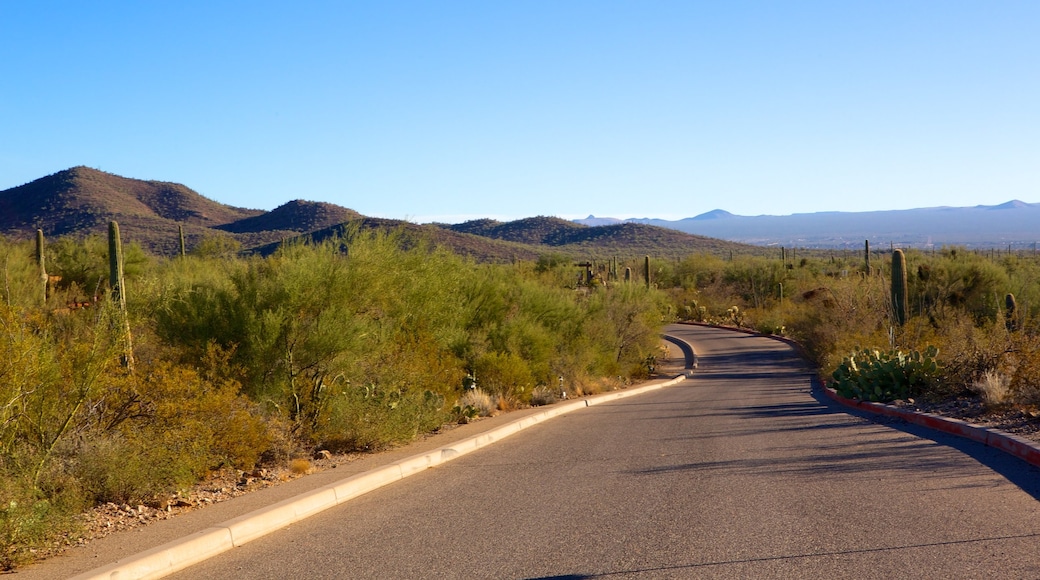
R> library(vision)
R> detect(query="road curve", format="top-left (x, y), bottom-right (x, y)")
top-left (169, 324), bottom-right (1040, 579)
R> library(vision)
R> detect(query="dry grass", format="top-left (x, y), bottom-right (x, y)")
top-left (289, 458), bottom-right (312, 475)
top-left (458, 389), bottom-right (497, 417)
top-left (971, 371), bottom-right (1011, 408)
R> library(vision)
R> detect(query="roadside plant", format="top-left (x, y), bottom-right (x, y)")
top-left (831, 346), bottom-right (940, 402)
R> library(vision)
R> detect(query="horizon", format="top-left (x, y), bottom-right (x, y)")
top-left (3, 2), bottom-right (1038, 220)
top-left (4, 164), bottom-right (1037, 227)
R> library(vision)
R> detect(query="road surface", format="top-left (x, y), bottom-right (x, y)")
top-left (170, 324), bottom-right (1040, 579)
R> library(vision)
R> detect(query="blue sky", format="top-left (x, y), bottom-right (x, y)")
top-left (2, 1), bottom-right (1037, 222)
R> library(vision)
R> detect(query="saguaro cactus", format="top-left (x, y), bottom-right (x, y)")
top-left (109, 221), bottom-right (135, 371)
top-left (1006, 293), bottom-right (1018, 332)
top-left (891, 249), bottom-right (908, 326)
top-left (644, 255), bottom-right (651, 288)
top-left (864, 240), bottom-right (871, 275)
top-left (36, 229), bottom-right (47, 305)
top-left (178, 224), bottom-right (187, 258)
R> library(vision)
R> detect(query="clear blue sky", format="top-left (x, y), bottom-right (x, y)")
top-left (2, 1), bottom-right (1037, 222)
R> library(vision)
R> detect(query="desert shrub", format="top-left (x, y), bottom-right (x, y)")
top-left (189, 234), bottom-right (242, 258)
top-left (0, 239), bottom-right (42, 309)
top-left (72, 362), bottom-right (270, 504)
top-left (971, 371), bottom-right (1011, 409)
top-left (474, 351), bottom-right (535, 404)
top-left (320, 386), bottom-right (446, 452)
top-left (48, 235), bottom-right (150, 293)
top-left (456, 389), bottom-right (496, 416)
top-left (0, 474), bottom-right (81, 570)
top-left (529, 385), bottom-right (561, 406)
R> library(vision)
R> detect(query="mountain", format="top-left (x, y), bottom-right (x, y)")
top-left (588, 202), bottom-right (1040, 249)
top-left (691, 209), bottom-right (735, 221)
top-left (0, 167), bottom-right (758, 260)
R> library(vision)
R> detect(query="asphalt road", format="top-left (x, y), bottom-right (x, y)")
top-left (170, 324), bottom-right (1040, 579)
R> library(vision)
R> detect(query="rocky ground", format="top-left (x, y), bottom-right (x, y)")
top-left (38, 449), bottom-right (367, 562)
top-left (897, 396), bottom-right (1040, 441)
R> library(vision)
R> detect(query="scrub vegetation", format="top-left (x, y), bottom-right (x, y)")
top-left (664, 246), bottom-right (1040, 409)
top-left (0, 227), bottom-right (666, 568)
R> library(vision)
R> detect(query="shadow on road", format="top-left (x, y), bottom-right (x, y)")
top-left (808, 384), bottom-right (1040, 502)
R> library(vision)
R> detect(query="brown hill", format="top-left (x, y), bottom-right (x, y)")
top-left (1, 167), bottom-right (762, 261)
top-left (216, 200), bottom-right (360, 234)
top-left (0, 166), bottom-right (270, 255)
top-left (445, 216), bottom-right (586, 245)
top-left (0, 166), bottom-right (261, 233)
top-left (440, 216), bottom-right (754, 259)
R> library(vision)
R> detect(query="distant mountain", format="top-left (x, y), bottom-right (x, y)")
top-left (584, 202), bottom-right (1040, 248)
top-left (691, 209), bottom-right (735, 221)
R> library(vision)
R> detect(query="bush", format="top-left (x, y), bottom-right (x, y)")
top-left (971, 371), bottom-right (1011, 409)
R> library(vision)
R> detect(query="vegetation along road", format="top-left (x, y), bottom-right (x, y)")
top-left (170, 324), bottom-right (1040, 579)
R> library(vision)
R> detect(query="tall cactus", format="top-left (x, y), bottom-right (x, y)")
top-left (36, 229), bottom-right (47, 305)
top-left (178, 224), bottom-right (186, 258)
top-left (109, 221), bottom-right (135, 371)
top-left (644, 255), bottom-right (651, 288)
top-left (891, 249), bottom-right (908, 326)
top-left (624, 267), bottom-right (631, 283)
top-left (864, 239), bottom-right (871, 275)
top-left (1006, 293), bottom-right (1018, 332)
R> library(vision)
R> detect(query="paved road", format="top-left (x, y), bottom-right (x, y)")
top-left (171, 324), bottom-right (1040, 579)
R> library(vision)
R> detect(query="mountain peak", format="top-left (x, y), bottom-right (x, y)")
top-left (988, 200), bottom-right (1032, 210)
top-left (692, 209), bottom-right (735, 220)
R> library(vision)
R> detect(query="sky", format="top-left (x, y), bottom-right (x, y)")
top-left (1, 1), bottom-right (1038, 223)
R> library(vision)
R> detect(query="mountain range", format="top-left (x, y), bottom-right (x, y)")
top-left (576, 201), bottom-right (1040, 249)
top-left (0, 167), bottom-right (752, 260)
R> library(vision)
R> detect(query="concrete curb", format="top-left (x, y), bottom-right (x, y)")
top-left (71, 373), bottom-right (691, 580)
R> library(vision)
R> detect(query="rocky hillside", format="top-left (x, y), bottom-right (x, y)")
top-left (440, 216), bottom-right (754, 258)
top-left (216, 200), bottom-right (360, 234)
top-left (0, 167), bottom-right (358, 256)
top-left (1, 167), bottom-right (761, 261)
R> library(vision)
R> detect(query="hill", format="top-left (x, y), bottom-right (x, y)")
top-left (216, 200), bottom-right (360, 234)
top-left (1, 167), bottom-right (761, 261)
top-left (0, 167), bottom-right (269, 255)
top-left (440, 216), bottom-right (755, 259)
